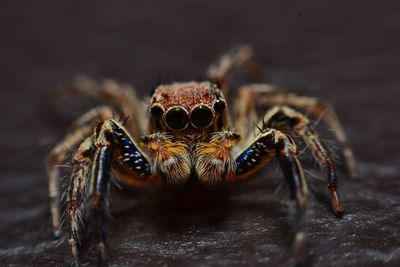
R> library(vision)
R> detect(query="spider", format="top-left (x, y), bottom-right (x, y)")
top-left (46, 45), bottom-right (357, 266)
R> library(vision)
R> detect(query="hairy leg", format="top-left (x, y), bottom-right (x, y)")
top-left (206, 44), bottom-right (258, 98)
top-left (89, 146), bottom-right (112, 266)
top-left (59, 76), bottom-right (147, 139)
top-left (46, 106), bottom-right (115, 238)
top-left (235, 83), bottom-right (357, 177)
top-left (260, 105), bottom-right (343, 216)
top-left (67, 138), bottom-right (94, 266)
top-left (66, 119), bottom-right (155, 266)
top-left (66, 135), bottom-right (112, 267)
top-left (228, 129), bottom-right (308, 262)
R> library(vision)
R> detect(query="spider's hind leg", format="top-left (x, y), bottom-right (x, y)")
top-left (206, 44), bottom-right (259, 98)
top-left (259, 105), bottom-right (344, 216)
top-left (58, 76), bottom-right (147, 140)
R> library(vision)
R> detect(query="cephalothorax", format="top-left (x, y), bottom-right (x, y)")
top-left (46, 45), bottom-right (357, 266)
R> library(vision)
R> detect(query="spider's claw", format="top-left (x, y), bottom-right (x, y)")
top-left (329, 183), bottom-right (344, 217)
top-left (293, 238), bottom-right (308, 267)
top-left (68, 238), bottom-right (80, 267)
top-left (97, 241), bottom-right (108, 267)
top-left (335, 209), bottom-right (344, 218)
top-left (332, 202), bottom-right (344, 218)
top-left (294, 231), bottom-right (306, 256)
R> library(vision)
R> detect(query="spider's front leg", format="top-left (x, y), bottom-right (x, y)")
top-left (228, 129), bottom-right (308, 258)
top-left (46, 106), bottom-right (115, 238)
top-left (66, 119), bottom-right (154, 266)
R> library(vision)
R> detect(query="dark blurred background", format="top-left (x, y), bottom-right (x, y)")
top-left (0, 1), bottom-right (399, 267)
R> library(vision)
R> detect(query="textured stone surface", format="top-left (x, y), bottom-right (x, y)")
top-left (0, 1), bottom-right (399, 266)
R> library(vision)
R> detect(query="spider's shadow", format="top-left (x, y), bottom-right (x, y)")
top-left (113, 182), bottom-right (235, 231)
top-left (77, 183), bottom-right (236, 257)
top-left (79, 176), bottom-right (318, 267)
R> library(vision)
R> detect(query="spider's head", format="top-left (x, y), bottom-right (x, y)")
top-left (148, 82), bottom-right (227, 133)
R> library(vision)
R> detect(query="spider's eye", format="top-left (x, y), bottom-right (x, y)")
top-left (150, 105), bottom-right (164, 119)
top-left (191, 105), bottom-right (213, 128)
top-left (213, 99), bottom-right (226, 113)
top-left (165, 107), bottom-right (189, 130)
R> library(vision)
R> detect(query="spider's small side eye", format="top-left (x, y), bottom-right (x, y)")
top-left (150, 104), bottom-right (164, 119)
top-left (213, 99), bottom-right (226, 113)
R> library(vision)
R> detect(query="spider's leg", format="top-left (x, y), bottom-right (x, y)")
top-left (67, 119), bottom-right (154, 266)
top-left (66, 138), bottom-right (94, 266)
top-left (59, 76), bottom-right (147, 139)
top-left (67, 133), bottom-right (112, 267)
top-left (227, 129), bottom-right (308, 260)
top-left (89, 145), bottom-right (112, 266)
top-left (45, 106), bottom-right (115, 238)
top-left (206, 44), bottom-right (258, 98)
top-left (235, 83), bottom-right (358, 177)
top-left (90, 119), bottom-right (155, 266)
top-left (260, 105), bottom-right (344, 216)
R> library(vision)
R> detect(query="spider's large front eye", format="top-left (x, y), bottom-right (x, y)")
top-left (165, 107), bottom-right (189, 130)
top-left (191, 105), bottom-right (214, 128)
top-left (150, 104), bottom-right (164, 119)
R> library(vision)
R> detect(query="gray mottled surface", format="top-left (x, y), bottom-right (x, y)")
top-left (0, 1), bottom-right (400, 267)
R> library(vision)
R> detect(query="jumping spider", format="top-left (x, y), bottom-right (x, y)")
top-left (46, 45), bottom-right (357, 266)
